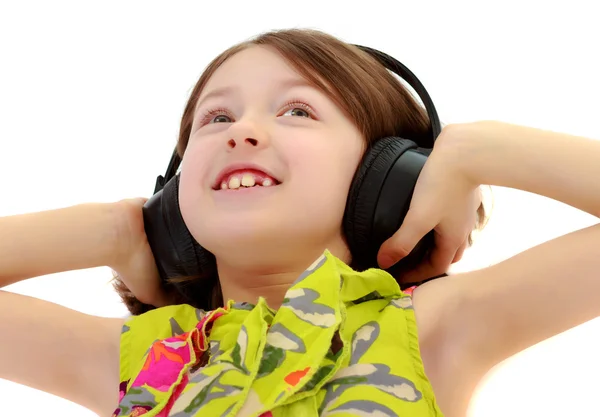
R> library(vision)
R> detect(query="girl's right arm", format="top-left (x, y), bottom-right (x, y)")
top-left (0, 203), bottom-right (129, 416)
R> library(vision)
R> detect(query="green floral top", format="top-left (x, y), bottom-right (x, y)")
top-left (112, 250), bottom-right (444, 416)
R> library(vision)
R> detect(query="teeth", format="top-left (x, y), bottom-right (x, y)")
top-left (220, 172), bottom-right (277, 190)
top-left (241, 174), bottom-right (256, 187)
top-left (228, 176), bottom-right (241, 189)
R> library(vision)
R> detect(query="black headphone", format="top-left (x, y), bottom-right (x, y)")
top-left (142, 44), bottom-right (442, 308)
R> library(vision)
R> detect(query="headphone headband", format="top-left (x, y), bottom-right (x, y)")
top-left (152, 44), bottom-right (441, 194)
top-left (355, 45), bottom-right (441, 139)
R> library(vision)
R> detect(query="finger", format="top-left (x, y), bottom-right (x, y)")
top-left (451, 239), bottom-right (469, 264)
top-left (400, 233), bottom-right (459, 283)
top-left (406, 234), bottom-right (459, 283)
top-left (378, 210), bottom-right (436, 269)
top-left (121, 197), bottom-right (147, 206)
top-left (133, 197), bottom-right (149, 206)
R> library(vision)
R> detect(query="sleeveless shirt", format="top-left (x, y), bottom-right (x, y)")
top-left (112, 250), bottom-right (444, 416)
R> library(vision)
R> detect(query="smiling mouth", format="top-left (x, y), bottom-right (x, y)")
top-left (214, 170), bottom-right (281, 191)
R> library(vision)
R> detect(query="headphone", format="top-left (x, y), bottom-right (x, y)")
top-left (142, 44), bottom-right (442, 308)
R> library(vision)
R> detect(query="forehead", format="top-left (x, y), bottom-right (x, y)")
top-left (196, 46), bottom-right (315, 109)
top-left (208, 45), bottom-right (301, 86)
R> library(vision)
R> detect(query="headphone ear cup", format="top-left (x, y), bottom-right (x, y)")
top-left (344, 136), bottom-right (432, 277)
top-left (143, 174), bottom-right (216, 308)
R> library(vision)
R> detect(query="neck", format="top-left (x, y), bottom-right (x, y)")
top-left (215, 244), bottom-right (351, 310)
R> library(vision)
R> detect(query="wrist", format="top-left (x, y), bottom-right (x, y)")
top-left (100, 202), bottom-right (127, 269)
top-left (61, 202), bottom-right (123, 270)
top-left (108, 198), bottom-right (150, 271)
top-left (439, 121), bottom-right (509, 188)
top-left (436, 123), bottom-right (485, 188)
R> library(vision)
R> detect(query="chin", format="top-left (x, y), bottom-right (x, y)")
top-left (195, 218), bottom-right (284, 250)
top-left (196, 221), bottom-right (333, 266)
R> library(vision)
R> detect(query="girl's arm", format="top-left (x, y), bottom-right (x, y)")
top-left (0, 203), bottom-right (126, 416)
top-left (418, 122), bottom-right (600, 400)
top-left (452, 121), bottom-right (600, 355)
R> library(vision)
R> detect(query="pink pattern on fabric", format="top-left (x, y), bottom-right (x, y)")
top-left (403, 285), bottom-right (417, 296)
top-left (129, 309), bottom-right (225, 392)
top-left (130, 332), bottom-right (192, 392)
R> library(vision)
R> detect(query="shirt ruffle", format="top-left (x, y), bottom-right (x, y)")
top-left (113, 250), bottom-right (444, 417)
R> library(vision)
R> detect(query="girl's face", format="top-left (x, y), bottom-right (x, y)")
top-left (178, 45), bottom-right (365, 269)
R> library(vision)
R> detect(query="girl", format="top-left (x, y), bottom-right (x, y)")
top-left (1, 28), bottom-right (599, 417)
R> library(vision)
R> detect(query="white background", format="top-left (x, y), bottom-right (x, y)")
top-left (1, 1), bottom-right (599, 416)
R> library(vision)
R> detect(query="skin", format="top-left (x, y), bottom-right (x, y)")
top-left (1, 44), bottom-right (599, 417)
top-left (178, 45), bottom-right (365, 309)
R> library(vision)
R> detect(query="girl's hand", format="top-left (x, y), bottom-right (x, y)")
top-left (110, 197), bottom-right (169, 307)
top-left (377, 124), bottom-right (482, 283)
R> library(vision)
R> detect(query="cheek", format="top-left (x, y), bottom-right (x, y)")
top-left (177, 170), bottom-right (199, 232)
top-left (179, 142), bottom-right (215, 190)
top-left (177, 149), bottom-right (212, 222)
top-left (287, 142), bottom-right (363, 205)
top-left (306, 145), bottom-right (362, 190)
top-left (178, 164), bottom-right (201, 204)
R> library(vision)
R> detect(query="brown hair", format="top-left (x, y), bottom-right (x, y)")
top-left (113, 28), bottom-right (487, 315)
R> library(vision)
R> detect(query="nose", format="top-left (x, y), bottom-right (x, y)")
top-left (226, 118), bottom-right (270, 151)
top-left (227, 137), bottom-right (259, 148)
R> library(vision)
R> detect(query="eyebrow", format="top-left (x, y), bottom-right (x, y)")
top-left (194, 78), bottom-right (316, 114)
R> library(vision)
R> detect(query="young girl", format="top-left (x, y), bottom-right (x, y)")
top-left (1, 28), bottom-right (599, 417)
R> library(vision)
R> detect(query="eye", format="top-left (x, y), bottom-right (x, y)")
top-left (198, 107), bottom-right (234, 126)
top-left (197, 100), bottom-right (317, 128)
top-left (280, 100), bottom-right (316, 119)
top-left (211, 114), bottom-right (232, 124)
top-left (282, 107), bottom-right (310, 118)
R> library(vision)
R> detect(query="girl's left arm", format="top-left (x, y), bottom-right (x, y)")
top-left (437, 121), bottom-right (600, 368)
